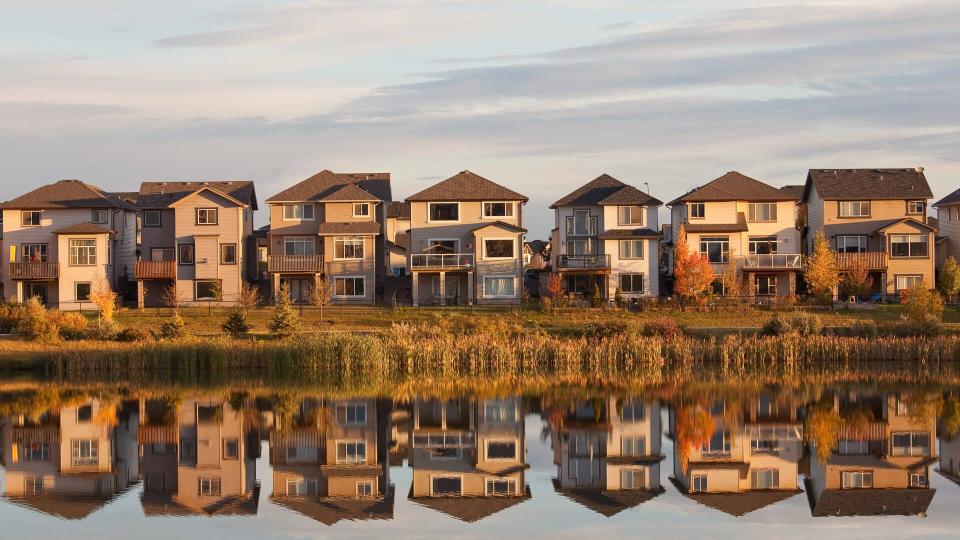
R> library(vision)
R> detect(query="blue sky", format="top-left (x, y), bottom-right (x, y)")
top-left (1, 0), bottom-right (958, 236)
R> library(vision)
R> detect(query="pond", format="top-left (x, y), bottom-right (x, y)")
top-left (1, 375), bottom-right (958, 539)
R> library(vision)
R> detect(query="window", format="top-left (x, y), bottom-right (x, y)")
top-left (689, 203), bottom-right (705, 219)
top-left (907, 200), bottom-right (925, 215)
top-left (755, 275), bottom-right (777, 296)
top-left (896, 275), bottom-right (924, 291)
top-left (751, 469), bottom-right (780, 489)
top-left (566, 210), bottom-right (598, 236)
top-left (621, 400), bottom-right (645, 422)
top-left (222, 438), bottom-right (239, 460)
top-left (286, 478), bottom-right (318, 496)
top-left (71, 439), bottom-right (98, 467)
top-left (151, 248), bottom-right (175, 261)
top-left (618, 206), bottom-right (643, 225)
top-left (838, 440), bottom-right (869, 455)
top-left (336, 403), bottom-right (367, 425)
top-left (841, 471), bottom-right (873, 489)
top-left (22, 443), bottom-right (50, 462)
top-left (143, 210), bottom-right (162, 227)
top-left (700, 236), bottom-right (729, 263)
top-left (196, 208), bottom-right (218, 225)
top-left (692, 475), bottom-right (708, 492)
top-left (483, 399), bottom-right (517, 423)
top-left (486, 479), bottom-right (517, 496)
top-left (702, 431), bottom-right (731, 455)
top-left (284, 237), bottom-right (315, 256)
top-left (180, 439), bottom-right (197, 462)
top-left (334, 237), bottom-right (364, 259)
top-left (621, 468), bottom-right (645, 490)
top-left (619, 239), bottom-right (644, 259)
top-left (483, 276), bottom-right (515, 297)
top-left (199, 477), bottom-right (222, 497)
top-left (75, 282), bottom-right (91, 302)
top-left (910, 472), bottom-right (928, 488)
top-left (283, 203), bottom-right (315, 221)
top-left (21, 211), bottom-right (41, 226)
top-left (428, 239), bottom-right (458, 253)
top-left (195, 280), bottom-right (221, 300)
top-left (484, 239), bottom-right (515, 259)
top-left (483, 202), bottom-right (514, 218)
top-left (748, 237), bottom-right (778, 255)
top-left (91, 209), bottom-right (109, 224)
top-left (356, 481), bottom-right (374, 497)
top-left (839, 201), bottom-right (870, 217)
top-left (890, 234), bottom-right (928, 257)
top-left (220, 244), bottom-right (237, 264)
top-left (428, 202), bottom-right (459, 222)
top-left (431, 476), bottom-right (462, 496)
top-left (21, 244), bottom-right (48, 262)
top-left (352, 202), bottom-right (371, 217)
top-left (565, 238), bottom-right (595, 256)
top-left (620, 273), bottom-right (644, 294)
top-left (622, 436), bottom-right (646, 456)
top-left (748, 203), bottom-right (777, 222)
top-left (836, 235), bottom-right (867, 253)
top-left (336, 441), bottom-right (367, 464)
top-left (178, 244), bottom-right (195, 265)
top-left (892, 432), bottom-right (930, 456)
top-left (334, 277), bottom-right (365, 297)
top-left (77, 405), bottom-right (93, 422)
top-left (711, 279), bottom-right (727, 296)
top-left (486, 440), bottom-right (517, 460)
top-left (25, 475), bottom-right (43, 496)
top-left (69, 239), bottom-right (97, 266)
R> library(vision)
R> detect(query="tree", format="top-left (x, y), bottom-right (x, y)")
top-left (940, 256), bottom-right (960, 301)
top-left (804, 229), bottom-right (839, 302)
top-left (161, 283), bottom-right (180, 314)
top-left (545, 272), bottom-right (563, 299)
top-left (842, 256), bottom-right (873, 301)
top-left (222, 309), bottom-right (252, 338)
top-left (804, 401), bottom-right (842, 463)
top-left (673, 224), bottom-right (714, 302)
top-left (720, 249), bottom-right (742, 299)
top-left (903, 281), bottom-right (943, 323)
top-left (269, 282), bottom-right (301, 337)
top-left (236, 282), bottom-right (262, 312)
top-left (590, 283), bottom-right (602, 308)
top-left (89, 276), bottom-right (118, 323)
top-left (309, 275), bottom-right (335, 321)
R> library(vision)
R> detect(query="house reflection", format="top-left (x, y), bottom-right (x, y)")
top-left (268, 398), bottom-right (394, 525)
top-left (408, 397), bottom-right (530, 522)
top-left (0, 399), bottom-right (139, 519)
top-left (548, 397), bottom-right (664, 516)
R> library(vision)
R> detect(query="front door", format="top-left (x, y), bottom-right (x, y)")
top-left (755, 275), bottom-right (777, 296)
top-left (25, 283), bottom-right (48, 305)
top-left (282, 278), bottom-right (312, 304)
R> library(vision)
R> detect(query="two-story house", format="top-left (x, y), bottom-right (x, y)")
top-left (405, 171), bottom-right (527, 306)
top-left (132, 181), bottom-right (257, 307)
top-left (802, 168), bottom-right (935, 299)
top-left (669, 172), bottom-right (802, 298)
top-left (266, 170), bottom-right (391, 305)
top-left (0, 180), bottom-right (137, 310)
top-left (549, 174), bottom-right (662, 301)
top-left (932, 189), bottom-right (960, 270)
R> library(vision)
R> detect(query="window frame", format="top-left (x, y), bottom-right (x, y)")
top-left (620, 273), bottom-right (645, 294)
top-left (283, 203), bottom-right (315, 222)
top-left (196, 207), bottom-right (219, 225)
top-left (889, 234), bottom-right (928, 258)
top-left (483, 275), bottom-right (516, 298)
top-left (69, 238), bottom-right (97, 266)
top-left (619, 239), bottom-right (644, 259)
top-left (482, 237), bottom-right (516, 260)
top-left (430, 475), bottom-right (464, 497)
top-left (748, 236), bottom-right (779, 255)
top-left (841, 470), bottom-right (873, 489)
top-left (895, 274), bottom-right (924, 291)
top-left (617, 205), bottom-right (644, 226)
top-left (689, 203), bottom-right (705, 219)
top-left (485, 478), bottom-right (518, 496)
top-left (222, 438), bottom-right (239, 460)
top-left (178, 244), bottom-right (195, 265)
top-left (482, 201), bottom-right (514, 219)
top-left (90, 209), bottom-right (110, 224)
top-left (838, 200), bottom-right (871, 218)
top-left (286, 478), bottom-right (318, 496)
top-left (485, 439), bottom-right (518, 461)
top-left (335, 440), bottom-right (367, 464)
top-left (566, 209), bottom-right (598, 236)
top-left (143, 210), bottom-right (162, 227)
top-left (906, 200), bottom-right (925, 215)
top-left (352, 202), bottom-right (371, 218)
top-left (748, 202), bottom-right (778, 222)
top-left (283, 236), bottom-right (315, 256)
top-left (750, 468), bottom-right (780, 489)
top-left (198, 476), bottom-right (222, 497)
top-left (334, 236), bottom-right (365, 260)
top-left (692, 474), bottom-right (708, 492)
top-left (356, 480), bottom-right (374, 497)
top-left (21, 210), bottom-right (41, 227)
top-left (336, 402), bottom-right (368, 426)
top-left (195, 280), bottom-right (221, 300)
top-left (427, 202), bottom-right (460, 223)
top-left (755, 275), bottom-right (777, 296)
top-left (71, 438), bottom-right (99, 467)
top-left (151, 247), bottom-right (175, 262)
top-left (699, 236), bottom-right (730, 263)
top-left (836, 235), bottom-right (868, 253)
top-left (220, 243), bottom-right (237, 265)
top-left (21, 243), bottom-right (48, 262)
top-left (75, 282), bottom-right (92, 302)
top-left (333, 276), bottom-right (366, 298)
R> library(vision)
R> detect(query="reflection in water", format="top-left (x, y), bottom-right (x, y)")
top-left (0, 382), bottom-right (955, 530)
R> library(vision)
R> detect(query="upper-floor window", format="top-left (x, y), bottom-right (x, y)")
top-left (841, 471), bottom-right (873, 489)
top-left (618, 206), bottom-right (644, 226)
top-left (700, 236), bottom-right (729, 263)
top-left (283, 203), bottom-right (314, 221)
top-left (334, 237), bottom-right (364, 259)
top-left (91, 209), bottom-right (109, 224)
top-left (907, 200), bottom-right (925, 215)
top-left (619, 239), bottom-right (644, 259)
top-left (336, 440), bottom-right (367, 464)
top-left (566, 209), bottom-right (597, 236)
top-left (220, 244), bottom-right (237, 264)
top-left (151, 248), bottom-right (175, 261)
top-left (143, 210), bottom-right (162, 227)
top-left (69, 239), bottom-right (97, 266)
top-left (839, 201), bottom-right (870, 218)
top-left (196, 208), bottom-right (218, 225)
top-left (22, 244), bottom-right (48, 262)
top-left (71, 439), bottom-right (98, 467)
top-left (892, 432), bottom-right (931, 456)
top-left (178, 244), bottom-right (195, 265)
top-left (21, 210), bottom-right (41, 227)
top-left (428, 239), bottom-right (458, 253)
top-left (702, 430), bottom-right (731, 456)
top-left (336, 402), bottom-right (367, 425)
top-left (483, 202), bottom-right (514, 218)
top-left (689, 203), bottom-right (705, 219)
top-left (837, 235), bottom-right (867, 253)
top-left (890, 234), bottom-right (928, 258)
top-left (748, 236), bottom-right (778, 255)
top-left (284, 237), bottom-right (315, 256)
top-left (748, 202), bottom-right (777, 222)
top-left (352, 202), bottom-right (371, 218)
top-left (428, 202), bottom-right (459, 222)
top-left (484, 238), bottom-right (515, 259)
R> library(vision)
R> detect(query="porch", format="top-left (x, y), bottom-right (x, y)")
top-left (411, 269), bottom-right (474, 306)
top-left (135, 261), bottom-right (177, 309)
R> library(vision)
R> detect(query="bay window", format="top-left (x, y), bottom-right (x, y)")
top-left (69, 239), bottom-right (97, 266)
top-left (890, 234), bottom-right (928, 257)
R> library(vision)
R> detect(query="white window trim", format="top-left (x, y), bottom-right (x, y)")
top-left (284, 236), bottom-right (316, 256)
top-left (617, 205), bottom-right (645, 226)
top-left (333, 276), bottom-right (366, 298)
top-left (839, 200), bottom-right (871, 218)
top-left (689, 203), bottom-right (706, 219)
top-left (482, 275), bottom-right (517, 298)
top-left (618, 239), bottom-right (645, 260)
top-left (482, 237), bottom-right (517, 261)
top-left (429, 474), bottom-right (464, 497)
top-left (335, 439), bottom-right (368, 464)
top-left (337, 402), bottom-right (368, 426)
top-left (91, 209), bottom-right (110, 224)
top-left (895, 274), bottom-right (924, 291)
top-left (21, 210), bottom-right (41, 227)
top-left (333, 236), bottom-right (365, 261)
top-left (143, 210), bottom-right (162, 227)
top-left (286, 478), bottom-right (318, 496)
top-left (748, 202), bottom-right (778, 222)
top-left (427, 202), bottom-right (461, 224)
top-left (196, 207), bottom-right (219, 225)
top-left (484, 438), bottom-right (519, 461)
top-left (282, 203), bottom-right (315, 222)
top-left (356, 480), bottom-right (375, 497)
top-left (482, 201), bottom-right (515, 220)
top-left (352, 202), bottom-right (372, 218)
top-left (484, 477), bottom-right (518, 496)
top-left (69, 238), bottom-right (98, 266)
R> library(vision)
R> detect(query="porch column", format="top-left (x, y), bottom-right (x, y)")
top-left (16, 281), bottom-right (23, 304)
top-left (412, 271), bottom-right (419, 306)
top-left (137, 280), bottom-right (145, 310)
top-left (467, 272), bottom-right (475, 305)
top-left (439, 271), bottom-right (447, 306)
top-left (272, 273), bottom-right (281, 305)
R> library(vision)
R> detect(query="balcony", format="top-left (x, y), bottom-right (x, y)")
top-left (742, 254), bottom-right (803, 270)
top-left (8, 262), bottom-right (59, 281)
top-left (410, 253), bottom-right (475, 270)
top-left (835, 252), bottom-right (887, 271)
top-left (135, 260), bottom-right (176, 280)
top-left (556, 254), bottom-right (611, 270)
top-left (268, 255), bottom-right (324, 273)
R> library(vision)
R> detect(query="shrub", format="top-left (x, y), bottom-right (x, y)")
top-left (16, 298), bottom-right (61, 343)
top-left (89, 319), bottom-right (119, 340)
top-left (614, 287), bottom-right (624, 308)
top-left (222, 309), bottom-right (252, 338)
top-left (902, 283), bottom-right (943, 324)
top-left (590, 284), bottom-right (603, 308)
top-left (156, 311), bottom-right (186, 340)
top-left (642, 317), bottom-right (685, 338)
top-left (892, 317), bottom-right (941, 337)
top-left (115, 327), bottom-right (152, 342)
top-left (53, 312), bottom-right (90, 340)
top-left (90, 276), bottom-right (118, 323)
top-left (269, 283), bottom-right (301, 337)
top-left (0, 303), bottom-right (22, 333)
top-left (761, 311), bottom-right (823, 336)
top-left (581, 320), bottom-right (631, 339)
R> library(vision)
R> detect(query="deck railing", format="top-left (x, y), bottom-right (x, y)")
top-left (410, 253), bottom-right (475, 269)
top-left (742, 254), bottom-right (803, 269)
top-left (556, 254), bottom-right (611, 270)
top-left (135, 260), bottom-right (176, 280)
top-left (8, 262), bottom-right (59, 280)
top-left (835, 252), bottom-right (887, 270)
top-left (268, 255), bottom-right (324, 273)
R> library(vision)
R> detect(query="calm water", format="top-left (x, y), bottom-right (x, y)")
top-left (2, 377), bottom-right (959, 539)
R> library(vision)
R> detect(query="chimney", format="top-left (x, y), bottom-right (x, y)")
top-left (915, 166), bottom-right (925, 173)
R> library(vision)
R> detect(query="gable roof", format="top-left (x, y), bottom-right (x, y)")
top-left (550, 174), bottom-right (662, 208)
top-left (525, 240), bottom-right (550, 255)
top-left (320, 182), bottom-right (380, 202)
top-left (683, 212), bottom-right (749, 233)
top-left (874, 217), bottom-right (937, 233)
top-left (668, 171), bottom-right (796, 205)
top-left (470, 221), bottom-right (527, 234)
top-left (267, 170), bottom-right (391, 203)
top-left (52, 223), bottom-right (114, 235)
top-left (0, 179), bottom-right (136, 211)
top-left (808, 488), bottom-right (934, 517)
top-left (137, 181), bottom-right (258, 210)
top-left (779, 185), bottom-right (806, 200)
top-left (408, 485), bottom-right (531, 522)
top-left (406, 170), bottom-right (527, 202)
top-left (671, 478), bottom-right (798, 516)
top-left (552, 480), bottom-right (662, 517)
top-left (805, 168), bottom-right (933, 201)
top-left (270, 488), bottom-right (394, 525)
top-left (934, 187), bottom-right (960, 207)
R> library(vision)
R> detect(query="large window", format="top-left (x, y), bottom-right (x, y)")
top-left (748, 236), bottom-right (778, 255)
top-left (621, 468), bottom-right (645, 491)
top-left (890, 234), bottom-right (928, 257)
top-left (689, 203), bottom-right (705, 219)
top-left (892, 432), bottom-right (930, 456)
top-left (352, 202), bottom-right (371, 217)
top-left (839, 201), bottom-right (870, 218)
top-left (619, 239), bottom-right (644, 259)
top-left (69, 239), bottom-right (97, 266)
top-left (700, 236), bottom-right (729, 263)
top-left (286, 478), bottom-right (318, 496)
top-left (702, 431), bottom-right (731, 456)
top-left (178, 244), bottom-right (195, 265)
top-left (896, 275), bottom-right (924, 291)
top-left (622, 436), bottom-right (646, 456)
top-left (284, 237), bottom-right (315, 256)
top-left (196, 208), bottom-right (218, 225)
top-left (91, 209), bottom-right (109, 224)
top-left (334, 237), bottom-right (364, 259)
top-left (566, 210), bottom-right (597, 236)
top-left (21, 210), bottom-right (41, 226)
top-left (283, 203), bottom-right (314, 221)
top-left (336, 402), bottom-right (367, 425)
top-left (841, 471), bottom-right (873, 489)
top-left (75, 282), bottom-right (91, 302)
top-left (748, 203), bottom-right (777, 222)
top-left (336, 441), bottom-right (367, 464)
top-left (428, 202), bottom-right (459, 222)
top-left (486, 440), bottom-right (517, 460)
top-left (836, 235), bottom-right (867, 253)
top-left (22, 443), bottom-right (50, 462)
top-left (432, 476), bottom-right (462, 496)
top-left (483, 276), bottom-right (516, 298)
top-left (483, 202), bottom-right (514, 218)
top-left (334, 277), bottom-right (365, 297)
top-left (71, 439), bottom-right (98, 467)
top-left (484, 239), bottom-right (515, 259)
top-left (755, 275), bottom-right (777, 296)
top-left (486, 479), bottom-right (517, 496)
top-left (143, 210), bottom-right (162, 227)
top-left (220, 244), bottom-right (237, 264)
top-left (22, 244), bottom-right (48, 262)
top-left (751, 469), bottom-right (780, 489)
top-left (620, 273), bottom-right (644, 294)
top-left (618, 206), bottom-right (643, 225)
top-left (199, 477), bottom-right (222, 497)
top-left (195, 281), bottom-right (221, 300)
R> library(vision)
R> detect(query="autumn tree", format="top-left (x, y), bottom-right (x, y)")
top-left (939, 256), bottom-right (960, 301)
top-left (673, 224), bottom-right (714, 302)
top-left (804, 401), bottom-right (842, 463)
top-left (804, 229), bottom-right (839, 302)
top-left (842, 256), bottom-right (873, 301)
top-left (903, 281), bottom-right (943, 324)
top-left (309, 275), bottom-right (335, 321)
top-left (720, 249), bottom-right (742, 299)
top-left (89, 276), bottom-right (118, 323)
top-left (674, 404), bottom-right (715, 473)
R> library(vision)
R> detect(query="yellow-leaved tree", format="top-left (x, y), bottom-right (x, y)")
top-left (804, 229), bottom-right (839, 302)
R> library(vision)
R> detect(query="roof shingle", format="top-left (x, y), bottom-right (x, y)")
top-left (267, 170), bottom-right (391, 203)
top-left (683, 213), bottom-right (749, 233)
top-left (137, 181), bottom-right (257, 210)
top-left (0, 180), bottom-right (136, 211)
top-left (406, 170), bottom-right (527, 202)
top-left (316, 222), bottom-right (381, 235)
top-left (668, 171), bottom-right (796, 205)
top-left (551, 174), bottom-right (662, 208)
top-left (806, 168), bottom-right (932, 201)
top-left (52, 223), bottom-right (114, 235)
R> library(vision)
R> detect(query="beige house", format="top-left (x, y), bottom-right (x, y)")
top-left (0, 180), bottom-right (137, 310)
top-left (668, 172), bottom-right (802, 299)
top-left (133, 181), bottom-right (258, 307)
top-left (802, 168), bottom-right (935, 299)
top-left (933, 189), bottom-right (960, 270)
top-left (383, 202), bottom-right (412, 303)
top-left (266, 170), bottom-right (391, 305)
top-left (406, 171), bottom-right (527, 306)
top-left (550, 174), bottom-right (662, 300)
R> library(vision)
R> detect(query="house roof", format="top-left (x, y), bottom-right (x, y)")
top-left (320, 182), bottom-right (380, 202)
top-left (598, 228), bottom-right (662, 240)
top-left (0, 179), bottom-right (137, 211)
top-left (408, 485), bottom-right (531, 522)
top-left (406, 170), bottom-right (527, 202)
top-left (935, 187), bottom-right (960, 207)
top-left (874, 217), bottom-right (937, 233)
top-left (525, 240), bottom-right (550, 255)
top-left (267, 170), bottom-right (391, 203)
top-left (683, 213), bottom-right (749, 233)
top-left (470, 221), bottom-right (527, 234)
top-left (667, 171), bottom-right (795, 205)
top-left (809, 488), bottom-right (935, 517)
top-left (5, 495), bottom-right (116, 520)
top-left (385, 201), bottom-right (411, 219)
top-left (52, 223), bottom-right (114, 235)
top-left (805, 168), bottom-right (933, 201)
top-left (671, 478), bottom-right (799, 516)
top-left (316, 222), bottom-right (381, 236)
top-left (553, 485), bottom-right (663, 517)
top-left (270, 492), bottom-right (395, 525)
top-left (779, 185), bottom-right (806, 200)
top-left (137, 181), bottom-right (258, 210)
top-left (550, 174), bottom-right (662, 208)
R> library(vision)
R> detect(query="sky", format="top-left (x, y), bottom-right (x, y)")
top-left (1, 0), bottom-right (958, 237)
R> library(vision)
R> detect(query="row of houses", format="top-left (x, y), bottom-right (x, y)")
top-left (1, 166), bottom-right (954, 309)
top-left (1, 390), bottom-right (946, 520)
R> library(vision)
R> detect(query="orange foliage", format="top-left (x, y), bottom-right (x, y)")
top-left (674, 225), bottom-right (714, 300)
top-left (674, 403), bottom-right (715, 473)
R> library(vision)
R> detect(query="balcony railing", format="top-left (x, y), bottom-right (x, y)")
top-left (556, 254), bottom-right (611, 270)
top-left (135, 260), bottom-right (176, 280)
top-left (743, 254), bottom-right (803, 270)
top-left (268, 255), bottom-right (324, 273)
top-left (8, 262), bottom-right (59, 280)
top-left (835, 252), bottom-right (887, 271)
top-left (410, 253), bottom-right (475, 269)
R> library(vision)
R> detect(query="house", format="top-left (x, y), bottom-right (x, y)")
top-left (405, 171), bottom-right (527, 306)
top-left (0, 180), bottom-right (138, 310)
top-left (383, 202), bottom-right (412, 303)
top-left (802, 168), bottom-right (935, 299)
top-left (523, 240), bottom-right (550, 270)
top-left (265, 170), bottom-right (391, 305)
top-left (132, 181), bottom-right (258, 307)
top-left (549, 174), bottom-right (662, 300)
top-left (668, 172), bottom-right (802, 299)
top-left (932, 190), bottom-right (960, 270)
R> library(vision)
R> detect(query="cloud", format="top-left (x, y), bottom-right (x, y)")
top-left (153, 25), bottom-right (308, 48)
